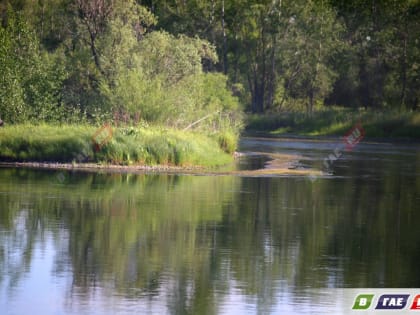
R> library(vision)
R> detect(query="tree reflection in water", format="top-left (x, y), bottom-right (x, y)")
top-left (0, 152), bottom-right (419, 314)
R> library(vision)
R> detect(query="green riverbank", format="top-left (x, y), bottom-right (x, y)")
top-left (0, 124), bottom-right (237, 167)
top-left (245, 109), bottom-right (420, 139)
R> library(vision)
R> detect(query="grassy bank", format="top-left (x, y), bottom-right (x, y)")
top-left (245, 108), bottom-right (420, 139)
top-left (0, 124), bottom-right (237, 167)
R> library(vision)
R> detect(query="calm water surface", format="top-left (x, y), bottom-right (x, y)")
top-left (1, 137), bottom-right (419, 314)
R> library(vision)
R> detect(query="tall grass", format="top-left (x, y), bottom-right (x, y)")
top-left (246, 108), bottom-right (420, 139)
top-left (0, 124), bottom-right (234, 167)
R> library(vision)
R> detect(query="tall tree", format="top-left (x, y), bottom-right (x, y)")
top-left (226, 0), bottom-right (343, 113)
top-left (75, 0), bottom-right (114, 72)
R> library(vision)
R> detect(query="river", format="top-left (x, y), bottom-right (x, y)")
top-left (1, 137), bottom-right (419, 314)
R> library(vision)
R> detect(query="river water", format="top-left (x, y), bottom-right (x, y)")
top-left (0, 137), bottom-right (419, 314)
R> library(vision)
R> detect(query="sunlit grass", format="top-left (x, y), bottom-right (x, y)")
top-left (246, 109), bottom-right (420, 139)
top-left (0, 124), bottom-right (235, 167)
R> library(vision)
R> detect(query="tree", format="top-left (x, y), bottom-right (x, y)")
top-left (223, 0), bottom-right (343, 113)
top-left (283, 0), bottom-right (343, 114)
top-left (329, 0), bottom-right (420, 110)
top-left (99, 28), bottom-right (239, 128)
top-left (0, 6), bottom-right (65, 122)
top-left (74, 0), bottom-right (114, 72)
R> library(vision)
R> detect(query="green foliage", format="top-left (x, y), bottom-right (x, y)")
top-left (0, 0), bottom-right (242, 143)
top-left (0, 7), bottom-right (67, 123)
top-left (138, 31), bottom-right (218, 84)
top-left (327, 0), bottom-right (420, 110)
top-left (3, 0), bottom-right (419, 138)
top-left (147, 0), bottom-right (420, 113)
top-left (99, 28), bottom-right (241, 132)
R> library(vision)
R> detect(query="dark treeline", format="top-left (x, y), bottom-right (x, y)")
top-left (0, 0), bottom-right (419, 124)
top-left (141, 0), bottom-right (420, 113)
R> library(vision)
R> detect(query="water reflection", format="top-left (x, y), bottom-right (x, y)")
top-left (0, 140), bottom-right (419, 314)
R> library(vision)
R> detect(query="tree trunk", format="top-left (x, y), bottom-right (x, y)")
top-left (308, 88), bottom-right (314, 115)
top-left (248, 72), bottom-right (264, 113)
top-left (221, 0), bottom-right (228, 74)
top-left (266, 34), bottom-right (276, 110)
top-left (359, 53), bottom-right (370, 109)
top-left (399, 22), bottom-right (408, 111)
top-left (89, 32), bottom-right (101, 71)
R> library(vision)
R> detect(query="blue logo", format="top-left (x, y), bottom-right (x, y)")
top-left (375, 294), bottom-right (409, 310)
